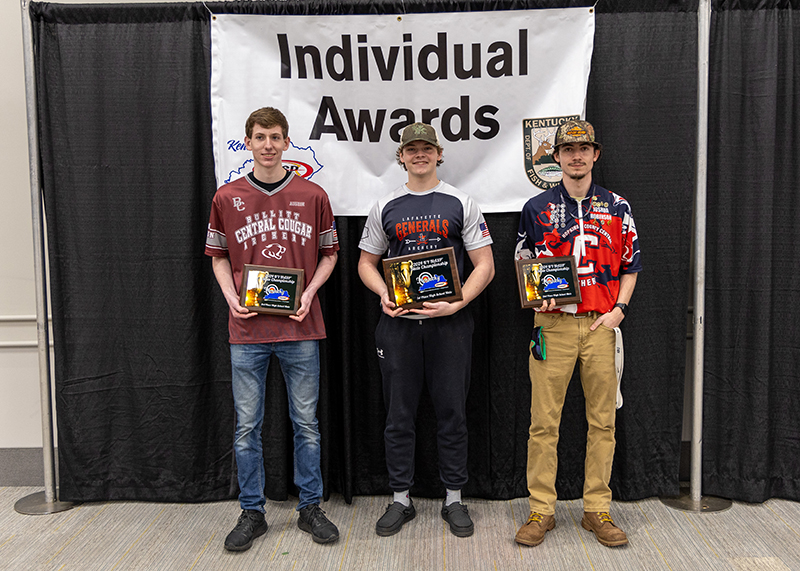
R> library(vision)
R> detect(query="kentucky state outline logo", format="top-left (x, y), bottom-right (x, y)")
top-left (522, 115), bottom-right (579, 191)
top-left (542, 274), bottom-right (569, 292)
top-left (224, 139), bottom-right (324, 184)
top-left (417, 272), bottom-right (448, 292)
top-left (260, 284), bottom-right (290, 301)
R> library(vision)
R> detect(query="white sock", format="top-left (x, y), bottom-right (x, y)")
top-left (445, 489), bottom-right (461, 506)
top-left (393, 490), bottom-right (410, 506)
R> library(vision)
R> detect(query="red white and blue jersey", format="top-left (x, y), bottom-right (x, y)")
top-left (515, 183), bottom-right (641, 314)
top-left (359, 180), bottom-right (493, 279)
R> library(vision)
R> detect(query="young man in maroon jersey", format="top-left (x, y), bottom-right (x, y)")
top-left (205, 107), bottom-right (339, 551)
top-left (358, 123), bottom-right (495, 538)
top-left (514, 120), bottom-right (641, 548)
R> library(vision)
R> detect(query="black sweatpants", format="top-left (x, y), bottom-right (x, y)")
top-left (375, 309), bottom-right (474, 492)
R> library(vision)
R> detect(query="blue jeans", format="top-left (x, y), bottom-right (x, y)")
top-left (230, 340), bottom-right (323, 512)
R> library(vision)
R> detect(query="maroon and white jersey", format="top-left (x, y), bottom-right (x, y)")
top-left (205, 172), bottom-right (338, 343)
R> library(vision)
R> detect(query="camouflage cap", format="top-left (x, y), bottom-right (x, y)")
top-left (399, 122), bottom-right (441, 150)
top-left (554, 120), bottom-right (602, 151)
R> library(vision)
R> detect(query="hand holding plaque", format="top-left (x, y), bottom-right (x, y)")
top-left (515, 256), bottom-right (581, 308)
top-left (240, 264), bottom-right (305, 316)
top-left (382, 247), bottom-right (463, 310)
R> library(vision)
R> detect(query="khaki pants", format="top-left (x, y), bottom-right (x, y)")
top-left (526, 311), bottom-right (617, 515)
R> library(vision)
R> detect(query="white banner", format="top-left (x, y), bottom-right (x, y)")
top-left (210, 9), bottom-right (594, 215)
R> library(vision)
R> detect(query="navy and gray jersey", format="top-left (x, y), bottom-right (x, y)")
top-left (359, 181), bottom-right (493, 278)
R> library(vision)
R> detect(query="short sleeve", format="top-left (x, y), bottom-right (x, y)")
top-left (358, 200), bottom-right (390, 255)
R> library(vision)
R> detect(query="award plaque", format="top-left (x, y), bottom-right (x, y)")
top-left (515, 256), bottom-right (582, 308)
top-left (382, 247), bottom-right (463, 310)
top-left (239, 264), bottom-right (305, 316)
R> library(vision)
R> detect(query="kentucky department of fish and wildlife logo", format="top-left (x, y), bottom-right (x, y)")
top-left (523, 115), bottom-right (580, 190)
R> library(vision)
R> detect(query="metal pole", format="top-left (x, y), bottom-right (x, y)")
top-left (14, 0), bottom-right (76, 515)
top-left (660, 0), bottom-right (730, 513)
top-left (690, 0), bottom-right (712, 504)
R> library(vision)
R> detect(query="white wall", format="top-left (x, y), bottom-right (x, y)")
top-left (1, 0), bottom-right (41, 449)
top-left (0, 0), bottom-right (193, 450)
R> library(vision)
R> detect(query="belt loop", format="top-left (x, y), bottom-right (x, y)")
top-left (572, 311), bottom-right (596, 319)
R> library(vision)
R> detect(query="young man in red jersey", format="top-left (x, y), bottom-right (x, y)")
top-left (206, 107), bottom-right (339, 551)
top-left (514, 120), bottom-right (641, 548)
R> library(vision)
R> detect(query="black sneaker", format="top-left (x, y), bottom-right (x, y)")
top-left (298, 504), bottom-right (339, 544)
top-left (375, 501), bottom-right (416, 536)
top-left (441, 501), bottom-right (474, 537)
top-left (224, 509), bottom-right (268, 551)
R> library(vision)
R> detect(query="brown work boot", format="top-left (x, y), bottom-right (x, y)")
top-left (514, 512), bottom-right (555, 546)
top-left (581, 511), bottom-right (628, 547)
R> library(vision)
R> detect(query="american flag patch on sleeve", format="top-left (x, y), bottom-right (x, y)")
top-left (480, 221), bottom-right (491, 238)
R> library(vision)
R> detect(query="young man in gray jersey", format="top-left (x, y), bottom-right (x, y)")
top-left (358, 123), bottom-right (495, 538)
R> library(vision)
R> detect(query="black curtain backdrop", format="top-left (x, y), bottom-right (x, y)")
top-left (703, 0), bottom-right (800, 502)
top-left (31, 0), bottom-right (705, 504)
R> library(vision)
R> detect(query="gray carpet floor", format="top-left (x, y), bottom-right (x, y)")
top-left (1, 487), bottom-right (798, 570)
